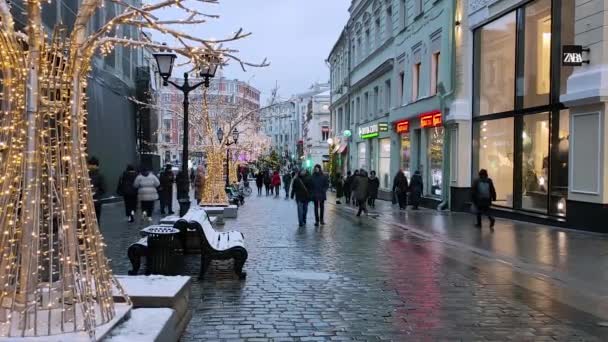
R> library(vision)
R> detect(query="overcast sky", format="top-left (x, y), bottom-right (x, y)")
top-left (154, 0), bottom-right (350, 102)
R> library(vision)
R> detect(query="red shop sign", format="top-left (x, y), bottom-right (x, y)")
top-left (395, 120), bottom-right (410, 133)
top-left (420, 110), bottom-right (442, 128)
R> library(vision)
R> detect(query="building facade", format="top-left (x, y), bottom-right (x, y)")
top-left (156, 76), bottom-right (261, 167)
top-left (260, 101), bottom-right (297, 160)
top-left (303, 90), bottom-right (332, 170)
top-left (331, 0), bottom-right (608, 232)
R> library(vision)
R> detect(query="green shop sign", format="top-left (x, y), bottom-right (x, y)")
top-left (359, 122), bottom-right (388, 139)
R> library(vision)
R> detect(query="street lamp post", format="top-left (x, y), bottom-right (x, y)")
top-left (154, 49), bottom-right (219, 216)
top-left (217, 127), bottom-right (240, 187)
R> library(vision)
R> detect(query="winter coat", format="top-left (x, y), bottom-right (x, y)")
top-left (471, 177), bottom-right (497, 207)
top-left (344, 175), bottom-right (353, 193)
top-left (393, 174), bottom-right (409, 194)
top-left (255, 173), bottom-right (264, 187)
top-left (368, 177), bottom-right (380, 199)
top-left (272, 173), bottom-right (281, 187)
top-left (194, 174), bottom-right (205, 201)
top-left (409, 174), bottom-right (424, 205)
top-left (133, 173), bottom-right (160, 201)
top-left (283, 173), bottom-right (293, 189)
top-left (353, 175), bottom-right (369, 201)
top-left (159, 170), bottom-right (175, 194)
top-left (335, 177), bottom-right (344, 198)
top-left (263, 172), bottom-right (271, 186)
top-left (89, 169), bottom-right (106, 202)
top-left (310, 172), bottom-right (329, 201)
top-left (291, 175), bottom-right (312, 202)
top-left (117, 170), bottom-right (137, 197)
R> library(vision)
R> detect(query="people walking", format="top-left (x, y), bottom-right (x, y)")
top-left (263, 170), bottom-right (272, 196)
top-left (194, 165), bottom-right (205, 204)
top-left (87, 157), bottom-right (106, 224)
top-left (291, 169), bottom-right (311, 227)
top-left (255, 171), bottom-right (264, 196)
top-left (367, 171), bottom-right (380, 208)
top-left (393, 170), bottom-right (409, 210)
top-left (343, 171), bottom-right (353, 204)
top-left (351, 169), bottom-right (360, 206)
top-left (471, 169), bottom-right (497, 229)
top-left (310, 164), bottom-right (329, 226)
top-left (409, 170), bottom-right (423, 210)
top-left (354, 169), bottom-right (369, 217)
top-left (133, 166), bottom-right (160, 222)
top-left (190, 167), bottom-right (196, 188)
top-left (159, 164), bottom-right (175, 215)
top-left (117, 165), bottom-right (138, 223)
top-left (335, 172), bottom-right (344, 204)
top-left (271, 170), bottom-right (281, 198)
top-left (283, 171), bottom-right (293, 199)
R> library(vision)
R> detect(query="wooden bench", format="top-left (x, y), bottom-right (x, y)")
top-left (173, 206), bottom-right (248, 279)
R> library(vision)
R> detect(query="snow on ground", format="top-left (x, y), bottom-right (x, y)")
top-left (105, 308), bottom-right (175, 342)
top-left (114, 275), bottom-right (191, 298)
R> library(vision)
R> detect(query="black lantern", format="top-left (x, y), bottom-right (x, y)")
top-left (201, 54), bottom-right (221, 87)
top-left (216, 127), bottom-right (224, 143)
top-left (153, 50), bottom-right (177, 85)
top-left (232, 128), bottom-right (239, 144)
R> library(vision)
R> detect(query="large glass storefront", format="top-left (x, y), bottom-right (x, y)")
top-left (427, 127), bottom-right (444, 197)
top-left (378, 138), bottom-right (391, 189)
top-left (358, 142), bottom-right (367, 170)
top-left (473, 0), bottom-right (573, 217)
top-left (400, 134), bottom-right (411, 179)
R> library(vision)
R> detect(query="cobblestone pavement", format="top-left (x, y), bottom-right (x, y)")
top-left (100, 195), bottom-right (608, 341)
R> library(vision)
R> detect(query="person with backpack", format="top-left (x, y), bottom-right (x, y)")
top-left (291, 169), bottom-right (312, 227)
top-left (159, 164), bottom-right (175, 215)
top-left (471, 169), bottom-right (497, 229)
top-left (117, 165), bottom-right (138, 223)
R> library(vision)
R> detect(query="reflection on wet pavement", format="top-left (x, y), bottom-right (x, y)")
top-left (100, 195), bottom-right (608, 341)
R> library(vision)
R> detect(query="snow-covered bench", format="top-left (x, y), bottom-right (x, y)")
top-left (173, 206), bottom-right (247, 279)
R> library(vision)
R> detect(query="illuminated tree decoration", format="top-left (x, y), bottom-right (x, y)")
top-left (0, 0), bottom-right (266, 339)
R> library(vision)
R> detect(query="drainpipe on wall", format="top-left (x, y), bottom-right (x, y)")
top-left (437, 0), bottom-right (459, 211)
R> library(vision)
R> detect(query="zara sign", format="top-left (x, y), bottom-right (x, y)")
top-left (562, 45), bottom-right (588, 66)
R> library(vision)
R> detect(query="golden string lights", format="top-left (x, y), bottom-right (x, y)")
top-left (0, 0), bottom-right (266, 339)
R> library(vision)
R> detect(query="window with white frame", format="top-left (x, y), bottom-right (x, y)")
top-left (373, 87), bottom-right (379, 115)
top-left (431, 52), bottom-right (440, 95)
top-left (412, 62), bottom-right (421, 101)
top-left (385, 80), bottom-right (392, 112)
top-left (321, 126), bottom-right (330, 141)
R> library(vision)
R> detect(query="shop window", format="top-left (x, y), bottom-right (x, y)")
top-left (358, 142), bottom-right (367, 170)
top-left (523, 0), bottom-right (551, 108)
top-left (474, 118), bottom-right (514, 207)
top-left (427, 127), bottom-right (444, 197)
top-left (431, 52), bottom-right (440, 96)
top-left (476, 12), bottom-right (516, 115)
top-left (412, 62), bottom-right (421, 101)
top-left (401, 134), bottom-right (411, 179)
top-left (551, 109), bottom-right (569, 217)
top-left (379, 139), bottom-right (391, 189)
top-left (521, 112), bottom-right (550, 213)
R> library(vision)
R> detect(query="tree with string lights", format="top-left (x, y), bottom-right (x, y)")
top-left (0, 0), bottom-right (266, 339)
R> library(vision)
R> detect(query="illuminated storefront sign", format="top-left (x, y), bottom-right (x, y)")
top-left (395, 120), bottom-right (410, 134)
top-left (359, 124), bottom-right (378, 139)
top-left (378, 122), bottom-right (389, 132)
top-left (420, 111), bottom-right (442, 128)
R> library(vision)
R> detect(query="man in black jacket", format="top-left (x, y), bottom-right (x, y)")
top-left (471, 169), bottom-right (497, 229)
top-left (291, 169), bottom-right (311, 227)
top-left (159, 164), bottom-right (175, 215)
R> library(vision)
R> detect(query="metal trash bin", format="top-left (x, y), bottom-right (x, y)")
top-left (141, 226), bottom-right (182, 275)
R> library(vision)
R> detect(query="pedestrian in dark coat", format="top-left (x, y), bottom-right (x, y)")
top-left (335, 172), bottom-right (344, 204)
top-left (255, 171), bottom-right (264, 196)
top-left (409, 170), bottom-right (423, 210)
top-left (393, 171), bottom-right (409, 210)
top-left (343, 171), bottom-right (353, 204)
top-left (159, 164), bottom-right (175, 215)
top-left (117, 165), bottom-right (138, 223)
top-left (291, 169), bottom-right (312, 227)
top-left (471, 169), bottom-right (497, 229)
top-left (367, 171), bottom-right (380, 208)
top-left (87, 157), bottom-right (106, 224)
top-left (351, 169), bottom-right (360, 206)
top-left (354, 170), bottom-right (369, 216)
top-left (263, 170), bottom-right (272, 196)
top-left (310, 165), bottom-right (329, 226)
top-left (283, 172), bottom-right (293, 199)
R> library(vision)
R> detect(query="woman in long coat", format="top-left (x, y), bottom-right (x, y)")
top-left (409, 170), bottom-right (424, 210)
top-left (194, 165), bottom-right (206, 204)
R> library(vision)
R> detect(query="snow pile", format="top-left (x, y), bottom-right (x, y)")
top-left (114, 275), bottom-right (190, 298)
top-left (106, 308), bottom-right (174, 342)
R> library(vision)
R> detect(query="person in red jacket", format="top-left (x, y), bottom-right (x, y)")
top-left (271, 170), bottom-right (281, 198)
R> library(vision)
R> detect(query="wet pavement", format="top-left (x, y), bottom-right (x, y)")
top-left (99, 194), bottom-right (608, 341)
